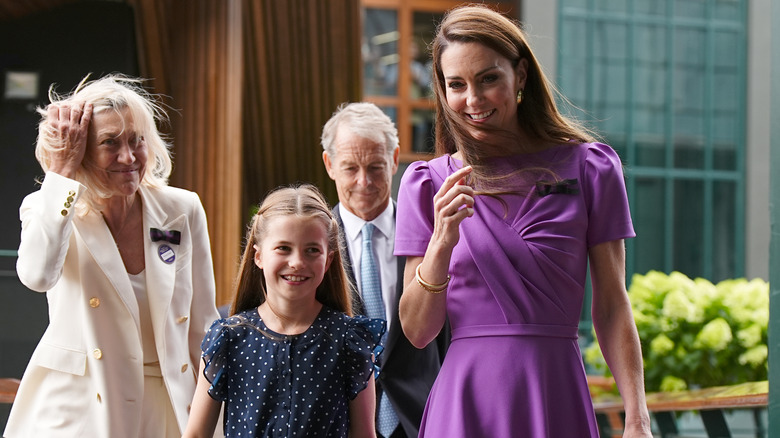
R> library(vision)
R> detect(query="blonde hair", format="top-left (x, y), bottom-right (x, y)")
top-left (230, 184), bottom-right (353, 316)
top-left (35, 73), bottom-right (172, 214)
top-left (431, 5), bottom-right (597, 192)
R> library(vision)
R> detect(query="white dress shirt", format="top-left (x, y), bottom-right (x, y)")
top-left (338, 202), bottom-right (399, 334)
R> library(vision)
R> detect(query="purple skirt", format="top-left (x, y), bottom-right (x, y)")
top-left (418, 324), bottom-right (599, 438)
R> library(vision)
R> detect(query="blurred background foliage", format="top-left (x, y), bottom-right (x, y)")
top-left (585, 271), bottom-right (769, 392)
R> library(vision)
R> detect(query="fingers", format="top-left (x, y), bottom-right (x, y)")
top-left (80, 102), bottom-right (93, 129)
top-left (431, 166), bottom-right (475, 248)
top-left (47, 104), bottom-right (64, 139)
top-left (440, 166), bottom-right (473, 193)
top-left (47, 104), bottom-right (59, 126)
top-left (434, 166), bottom-right (475, 214)
top-left (47, 102), bottom-right (91, 146)
top-left (48, 102), bottom-right (91, 123)
top-left (436, 192), bottom-right (474, 225)
top-left (69, 104), bottom-right (81, 126)
top-left (60, 104), bottom-right (71, 124)
top-left (69, 102), bottom-right (92, 128)
top-left (44, 102), bottom-right (91, 178)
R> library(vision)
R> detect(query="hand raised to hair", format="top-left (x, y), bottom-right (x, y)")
top-left (430, 166), bottom-right (475, 253)
top-left (46, 102), bottom-right (93, 179)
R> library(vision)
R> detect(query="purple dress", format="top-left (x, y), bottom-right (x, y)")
top-left (395, 143), bottom-right (635, 437)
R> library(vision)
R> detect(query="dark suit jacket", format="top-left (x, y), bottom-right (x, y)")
top-left (334, 203), bottom-right (449, 437)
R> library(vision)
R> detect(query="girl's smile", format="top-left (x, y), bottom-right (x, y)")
top-left (254, 215), bottom-right (333, 300)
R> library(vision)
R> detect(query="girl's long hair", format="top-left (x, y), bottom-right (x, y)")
top-left (230, 184), bottom-right (353, 316)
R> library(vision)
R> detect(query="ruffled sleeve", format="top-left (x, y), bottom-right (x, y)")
top-left (582, 142), bottom-right (636, 246)
top-left (200, 317), bottom-right (232, 401)
top-left (395, 159), bottom-right (438, 257)
top-left (343, 315), bottom-right (386, 400)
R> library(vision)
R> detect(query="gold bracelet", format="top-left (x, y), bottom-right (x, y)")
top-left (415, 263), bottom-right (450, 294)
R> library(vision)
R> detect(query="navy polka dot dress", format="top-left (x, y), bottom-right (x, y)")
top-left (200, 305), bottom-right (385, 437)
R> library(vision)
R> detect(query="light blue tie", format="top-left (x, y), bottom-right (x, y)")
top-left (360, 223), bottom-right (400, 437)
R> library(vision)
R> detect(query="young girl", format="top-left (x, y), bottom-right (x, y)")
top-left (183, 184), bottom-right (383, 438)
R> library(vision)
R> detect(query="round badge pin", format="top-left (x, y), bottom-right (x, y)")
top-left (158, 244), bottom-right (176, 264)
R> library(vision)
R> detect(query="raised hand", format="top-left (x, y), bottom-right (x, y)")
top-left (46, 101), bottom-right (93, 178)
top-left (430, 165), bottom-right (475, 252)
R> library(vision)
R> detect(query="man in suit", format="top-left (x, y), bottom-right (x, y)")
top-left (321, 102), bottom-right (448, 438)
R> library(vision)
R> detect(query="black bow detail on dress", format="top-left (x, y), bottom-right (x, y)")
top-left (535, 178), bottom-right (580, 197)
top-left (150, 228), bottom-right (181, 245)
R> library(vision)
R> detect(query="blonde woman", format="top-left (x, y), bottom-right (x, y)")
top-left (5, 74), bottom-right (220, 438)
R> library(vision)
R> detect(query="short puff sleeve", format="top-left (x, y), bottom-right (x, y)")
top-left (395, 159), bottom-right (438, 257)
top-left (200, 317), bottom-right (233, 401)
top-left (582, 142), bottom-right (636, 246)
top-left (343, 315), bottom-right (385, 400)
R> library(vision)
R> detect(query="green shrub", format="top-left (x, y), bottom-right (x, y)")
top-left (584, 270), bottom-right (769, 392)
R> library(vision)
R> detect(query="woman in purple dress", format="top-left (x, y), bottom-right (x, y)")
top-left (394, 5), bottom-right (652, 437)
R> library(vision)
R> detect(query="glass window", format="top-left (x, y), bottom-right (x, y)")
top-left (635, 1), bottom-right (666, 16)
top-left (673, 27), bottom-right (706, 169)
top-left (673, 179), bottom-right (705, 276)
top-left (595, 0), bottom-right (626, 13)
top-left (675, 0), bottom-right (707, 19)
top-left (593, 22), bottom-right (629, 136)
top-left (633, 177), bottom-right (667, 273)
top-left (712, 180), bottom-right (737, 280)
top-left (379, 106), bottom-right (398, 125)
top-left (363, 9), bottom-right (399, 97)
top-left (361, 1), bottom-right (513, 160)
top-left (714, 0), bottom-right (740, 21)
top-left (558, 18), bottom-right (588, 104)
top-left (411, 108), bottom-right (435, 154)
top-left (410, 11), bottom-right (441, 100)
top-left (713, 30), bottom-right (740, 171)
top-left (558, 0), bottom-right (747, 282)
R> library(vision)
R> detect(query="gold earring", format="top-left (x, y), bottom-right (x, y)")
top-left (517, 89), bottom-right (523, 103)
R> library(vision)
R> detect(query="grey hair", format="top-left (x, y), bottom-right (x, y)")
top-left (320, 102), bottom-right (399, 158)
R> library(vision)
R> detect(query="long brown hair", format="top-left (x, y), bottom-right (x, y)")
top-left (230, 184), bottom-right (353, 316)
top-left (431, 5), bottom-right (597, 193)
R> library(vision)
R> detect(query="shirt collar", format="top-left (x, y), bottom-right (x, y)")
top-left (339, 201), bottom-right (395, 243)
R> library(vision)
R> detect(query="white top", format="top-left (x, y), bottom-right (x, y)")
top-left (129, 269), bottom-right (158, 365)
top-left (338, 202), bottom-right (399, 335)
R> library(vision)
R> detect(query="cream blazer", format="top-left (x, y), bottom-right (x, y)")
top-left (4, 172), bottom-right (221, 438)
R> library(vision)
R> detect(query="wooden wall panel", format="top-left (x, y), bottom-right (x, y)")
top-left (2, 0), bottom-right (363, 310)
top-left (131, 0), bottom-right (244, 307)
top-left (242, 0), bottom-right (362, 211)
top-left (130, 0), bottom-right (361, 308)
top-left (168, 0), bottom-right (243, 307)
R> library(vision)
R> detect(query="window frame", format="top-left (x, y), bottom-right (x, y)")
top-left (360, 0), bottom-right (517, 162)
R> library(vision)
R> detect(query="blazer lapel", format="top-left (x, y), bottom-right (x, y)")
top-left (335, 204), bottom-right (365, 315)
top-left (380, 200), bottom-right (403, 360)
top-left (140, 186), bottom-right (182, 342)
top-left (75, 210), bottom-right (141, 329)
